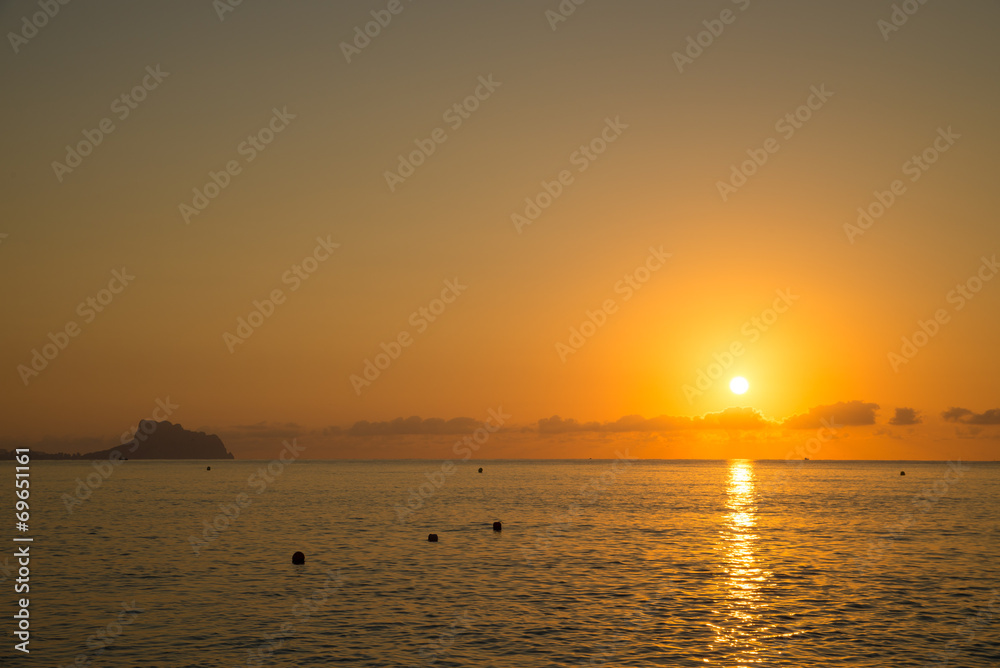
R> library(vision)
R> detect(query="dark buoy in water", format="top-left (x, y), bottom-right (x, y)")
top-left (427, 534), bottom-right (438, 542)
top-left (292, 551), bottom-right (305, 564)
top-left (900, 471), bottom-right (905, 476)
top-left (492, 521), bottom-right (502, 532)
top-left (478, 467), bottom-right (483, 473)
top-left (206, 466), bottom-right (211, 471)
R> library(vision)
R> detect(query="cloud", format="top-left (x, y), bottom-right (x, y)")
top-left (889, 408), bottom-right (921, 426)
top-left (338, 416), bottom-right (482, 436)
top-left (782, 401), bottom-right (879, 429)
top-left (694, 407), bottom-right (773, 430)
top-left (0, 436), bottom-right (107, 455)
top-left (214, 421), bottom-right (303, 439)
top-left (537, 416), bottom-right (603, 434)
top-left (537, 408), bottom-right (771, 434)
top-left (941, 407), bottom-right (1000, 425)
top-left (942, 407), bottom-right (972, 422)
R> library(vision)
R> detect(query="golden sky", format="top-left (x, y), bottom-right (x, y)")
top-left (1, 0), bottom-right (998, 459)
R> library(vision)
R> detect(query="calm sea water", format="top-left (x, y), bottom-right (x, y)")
top-left (4, 458), bottom-right (999, 666)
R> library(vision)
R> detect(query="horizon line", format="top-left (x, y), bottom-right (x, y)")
top-left (9, 457), bottom-right (997, 463)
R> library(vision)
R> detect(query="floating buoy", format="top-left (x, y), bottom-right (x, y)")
top-left (206, 466), bottom-right (211, 471)
top-left (427, 534), bottom-right (438, 542)
top-left (492, 521), bottom-right (502, 532)
top-left (292, 551), bottom-right (305, 564)
top-left (900, 471), bottom-right (905, 476)
top-left (478, 467), bottom-right (483, 473)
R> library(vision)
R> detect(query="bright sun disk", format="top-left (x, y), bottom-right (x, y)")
top-left (730, 376), bottom-right (749, 394)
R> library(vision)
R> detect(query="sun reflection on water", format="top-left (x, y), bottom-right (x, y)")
top-left (709, 459), bottom-right (773, 665)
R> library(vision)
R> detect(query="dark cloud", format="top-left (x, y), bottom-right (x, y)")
top-left (942, 408), bottom-right (1000, 425)
top-left (537, 416), bottom-right (603, 434)
top-left (537, 408), bottom-right (770, 434)
top-left (782, 401), bottom-right (879, 429)
top-left (0, 436), bottom-right (108, 455)
top-left (215, 421), bottom-right (303, 439)
top-left (889, 408), bottom-right (921, 426)
top-left (539, 414), bottom-right (684, 434)
top-left (340, 416), bottom-right (482, 436)
top-left (606, 415), bottom-right (698, 431)
top-left (694, 407), bottom-right (772, 430)
top-left (942, 407), bottom-right (972, 422)
top-left (538, 414), bottom-right (693, 433)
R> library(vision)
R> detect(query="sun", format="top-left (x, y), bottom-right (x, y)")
top-left (729, 376), bottom-right (749, 394)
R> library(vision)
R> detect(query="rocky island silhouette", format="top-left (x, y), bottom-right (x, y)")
top-left (1, 421), bottom-right (234, 460)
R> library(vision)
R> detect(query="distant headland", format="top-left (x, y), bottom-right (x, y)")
top-left (0, 421), bottom-right (234, 460)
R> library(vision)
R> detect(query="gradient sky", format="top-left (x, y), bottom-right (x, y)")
top-left (2, 0), bottom-right (998, 459)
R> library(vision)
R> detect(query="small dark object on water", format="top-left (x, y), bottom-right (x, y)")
top-left (900, 471), bottom-right (905, 476)
top-left (206, 466), bottom-right (211, 471)
top-left (292, 551), bottom-right (305, 564)
top-left (478, 467), bottom-right (483, 473)
top-left (493, 521), bottom-right (502, 532)
top-left (428, 534), bottom-right (438, 542)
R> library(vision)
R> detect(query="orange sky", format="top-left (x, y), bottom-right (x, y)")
top-left (1, 1), bottom-right (998, 459)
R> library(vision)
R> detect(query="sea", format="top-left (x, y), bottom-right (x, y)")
top-left (4, 458), bottom-right (998, 667)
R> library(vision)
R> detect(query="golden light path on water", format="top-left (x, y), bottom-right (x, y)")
top-left (709, 460), bottom-right (773, 665)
